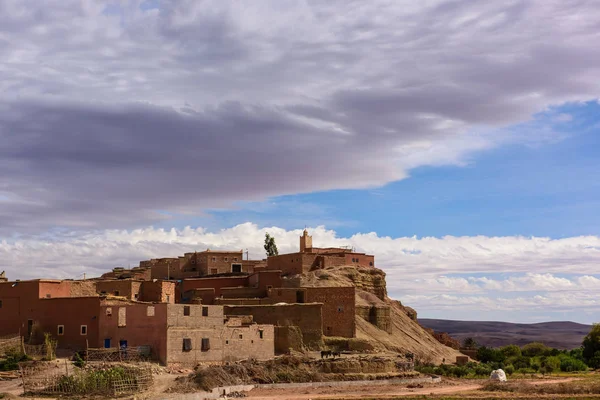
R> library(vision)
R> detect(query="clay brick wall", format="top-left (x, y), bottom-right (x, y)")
top-left (242, 260), bottom-right (267, 273)
top-left (224, 304), bottom-right (323, 348)
top-left (221, 287), bottom-right (263, 299)
top-left (95, 281), bottom-right (142, 300)
top-left (36, 297), bottom-right (102, 350)
top-left (248, 270), bottom-right (282, 291)
top-left (98, 302), bottom-right (168, 362)
top-left (194, 251), bottom-right (244, 276)
top-left (167, 304), bottom-right (224, 329)
top-left (140, 281), bottom-right (175, 303)
top-left (266, 253), bottom-right (317, 276)
top-left (183, 288), bottom-right (214, 304)
top-left (38, 281), bottom-right (72, 299)
top-left (222, 324), bottom-right (274, 361)
top-left (307, 287), bottom-right (355, 338)
top-left (215, 298), bottom-right (266, 305)
top-left (178, 277), bottom-right (248, 303)
top-left (344, 253), bottom-right (375, 268)
top-left (69, 281), bottom-right (98, 297)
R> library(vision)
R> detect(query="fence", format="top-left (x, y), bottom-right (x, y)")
top-left (0, 335), bottom-right (22, 356)
top-left (19, 361), bottom-right (153, 396)
top-left (86, 346), bottom-right (151, 363)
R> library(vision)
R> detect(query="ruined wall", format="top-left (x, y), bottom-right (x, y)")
top-left (69, 281), bottom-right (98, 297)
top-left (95, 281), bottom-right (142, 300)
top-left (357, 305), bottom-right (392, 334)
top-left (274, 326), bottom-right (304, 354)
top-left (224, 304), bottom-right (323, 349)
top-left (343, 267), bottom-right (387, 300)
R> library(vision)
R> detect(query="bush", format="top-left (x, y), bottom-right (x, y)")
top-left (522, 342), bottom-right (550, 357)
top-left (558, 354), bottom-right (588, 372)
top-left (504, 365), bottom-right (514, 376)
top-left (501, 345), bottom-right (522, 358)
top-left (477, 347), bottom-right (505, 364)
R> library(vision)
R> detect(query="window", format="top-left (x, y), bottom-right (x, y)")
top-left (147, 306), bottom-right (155, 317)
top-left (191, 259), bottom-right (196, 264)
top-left (202, 307), bottom-right (208, 317)
top-left (369, 262), bottom-right (373, 266)
top-left (182, 338), bottom-right (192, 352)
top-left (210, 268), bottom-right (217, 274)
top-left (225, 340), bottom-right (229, 345)
top-left (337, 306), bottom-right (344, 313)
top-left (184, 306), bottom-right (191, 316)
top-left (45, 294), bottom-right (51, 298)
top-left (231, 264), bottom-right (242, 273)
top-left (134, 293), bottom-right (139, 300)
top-left (224, 257), bottom-right (228, 262)
top-left (57, 325), bottom-right (64, 335)
top-left (106, 307), bottom-right (112, 316)
top-left (114, 291), bottom-right (120, 296)
top-left (0, 300), bottom-right (2, 308)
top-left (212, 257), bottom-right (216, 262)
top-left (233, 257), bottom-right (238, 261)
top-left (166, 295), bottom-right (171, 303)
top-left (266, 285), bottom-right (272, 291)
top-left (259, 330), bottom-right (264, 339)
top-left (238, 334), bottom-right (243, 339)
top-left (80, 325), bottom-right (87, 335)
top-left (201, 338), bottom-right (210, 351)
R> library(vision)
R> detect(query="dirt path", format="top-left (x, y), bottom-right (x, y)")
top-left (244, 377), bottom-right (584, 400)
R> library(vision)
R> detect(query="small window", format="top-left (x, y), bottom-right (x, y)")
top-left (80, 325), bottom-right (87, 335)
top-left (233, 257), bottom-right (238, 261)
top-left (239, 334), bottom-right (243, 339)
top-left (184, 306), bottom-right (191, 316)
top-left (266, 285), bottom-right (272, 290)
top-left (45, 294), bottom-right (51, 298)
top-left (212, 257), bottom-right (216, 262)
top-left (210, 268), bottom-right (217, 274)
top-left (201, 338), bottom-right (210, 351)
top-left (134, 293), bottom-right (139, 300)
top-left (191, 259), bottom-right (196, 264)
top-left (259, 330), bottom-right (264, 339)
top-left (369, 261), bottom-right (373, 266)
top-left (291, 259), bottom-right (293, 263)
top-left (225, 340), bottom-right (229, 345)
top-left (57, 325), bottom-right (64, 335)
top-left (106, 307), bottom-right (112, 316)
top-left (337, 306), bottom-right (344, 312)
top-left (202, 306), bottom-right (208, 317)
top-left (114, 291), bottom-right (120, 296)
top-left (224, 257), bottom-right (228, 262)
top-left (182, 338), bottom-right (192, 352)
top-left (166, 295), bottom-right (171, 302)
top-left (0, 300), bottom-right (3, 308)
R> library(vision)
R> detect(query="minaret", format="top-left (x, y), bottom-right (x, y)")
top-left (300, 229), bottom-right (313, 253)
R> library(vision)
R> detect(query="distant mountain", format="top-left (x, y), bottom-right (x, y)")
top-left (418, 319), bottom-right (592, 349)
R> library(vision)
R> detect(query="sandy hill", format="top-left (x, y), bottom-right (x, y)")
top-left (283, 265), bottom-right (462, 364)
top-left (419, 319), bottom-right (592, 349)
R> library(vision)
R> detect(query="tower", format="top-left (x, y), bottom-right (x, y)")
top-left (300, 229), bottom-right (312, 253)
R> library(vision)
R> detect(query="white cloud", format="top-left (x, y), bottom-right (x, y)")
top-left (1, 223), bottom-right (600, 321)
top-left (1, 0), bottom-right (600, 231)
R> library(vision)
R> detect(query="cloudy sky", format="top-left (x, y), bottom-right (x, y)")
top-left (1, 0), bottom-right (600, 323)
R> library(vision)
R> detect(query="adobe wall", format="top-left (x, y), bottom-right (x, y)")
top-left (194, 251), bottom-right (245, 276)
top-left (224, 304), bottom-right (323, 349)
top-left (222, 324), bottom-right (274, 362)
top-left (183, 288), bottom-right (215, 304)
top-left (214, 298), bottom-right (266, 305)
top-left (274, 325), bottom-right (304, 354)
top-left (178, 277), bottom-right (249, 303)
top-left (167, 304), bottom-right (225, 329)
top-left (265, 287), bottom-right (355, 338)
top-left (0, 281), bottom-right (40, 336)
top-left (35, 297), bottom-right (102, 350)
top-left (69, 281), bottom-right (98, 297)
top-left (344, 253), bottom-right (375, 268)
top-left (221, 287), bottom-right (264, 299)
top-left (38, 281), bottom-right (72, 299)
top-left (140, 281), bottom-right (175, 303)
top-left (98, 302), bottom-right (168, 363)
top-left (266, 253), bottom-right (317, 276)
top-left (96, 281), bottom-right (142, 300)
top-left (305, 287), bottom-right (356, 338)
top-left (248, 270), bottom-right (282, 291)
top-left (166, 328), bottom-right (224, 366)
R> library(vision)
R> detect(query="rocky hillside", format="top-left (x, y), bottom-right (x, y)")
top-left (283, 265), bottom-right (463, 364)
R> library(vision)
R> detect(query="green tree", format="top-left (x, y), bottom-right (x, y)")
top-left (501, 344), bottom-right (522, 358)
top-left (522, 342), bottom-right (550, 357)
top-left (264, 233), bottom-right (279, 257)
top-left (582, 324), bottom-right (600, 368)
top-left (463, 337), bottom-right (478, 349)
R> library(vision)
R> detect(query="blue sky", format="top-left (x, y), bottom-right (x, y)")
top-left (190, 101), bottom-right (600, 239)
top-left (1, 1), bottom-right (600, 324)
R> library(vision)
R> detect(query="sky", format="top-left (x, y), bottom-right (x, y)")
top-left (1, 0), bottom-right (600, 323)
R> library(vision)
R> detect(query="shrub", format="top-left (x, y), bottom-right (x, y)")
top-left (522, 342), bottom-right (550, 357)
top-left (504, 365), bottom-right (514, 376)
top-left (501, 345), bottom-right (522, 358)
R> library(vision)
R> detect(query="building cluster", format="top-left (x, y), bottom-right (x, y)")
top-left (0, 230), bottom-right (386, 366)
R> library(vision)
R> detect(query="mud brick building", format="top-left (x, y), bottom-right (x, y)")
top-left (266, 230), bottom-right (375, 275)
top-left (265, 286), bottom-right (356, 338)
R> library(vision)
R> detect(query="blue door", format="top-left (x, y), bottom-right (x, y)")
top-left (119, 340), bottom-right (127, 349)
top-left (104, 338), bottom-right (111, 348)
